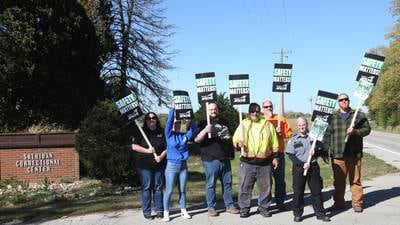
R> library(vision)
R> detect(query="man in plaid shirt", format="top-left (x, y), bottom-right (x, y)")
top-left (323, 93), bottom-right (371, 213)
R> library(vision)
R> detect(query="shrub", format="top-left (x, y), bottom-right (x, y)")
top-left (76, 100), bottom-right (137, 185)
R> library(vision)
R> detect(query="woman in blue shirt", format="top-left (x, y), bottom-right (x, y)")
top-left (162, 109), bottom-right (197, 221)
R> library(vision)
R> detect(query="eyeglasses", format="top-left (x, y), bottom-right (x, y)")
top-left (250, 111), bottom-right (260, 114)
top-left (146, 117), bottom-right (157, 120)
top-left (338, 98), bottom-right (349, 102)
top-left (263, 105), bottom-right (273, 108)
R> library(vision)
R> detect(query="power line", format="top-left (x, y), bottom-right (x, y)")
top-left (250, 0), bottom-right (278, 48)
top-left (281, 0), bottom-right (292, 49)
top-left (262, 0), bottom-right (282, 48)
top-left (241, 0), bottom-right (270, 45)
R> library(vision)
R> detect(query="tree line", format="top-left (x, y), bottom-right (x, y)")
top-left (366, 0), bottom-right (400, 129)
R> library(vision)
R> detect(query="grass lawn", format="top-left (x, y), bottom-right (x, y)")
top-left (0, 149), bottom-right (398, 224)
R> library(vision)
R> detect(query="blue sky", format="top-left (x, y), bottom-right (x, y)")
top-left (160, 0), bottom-right (393, 114)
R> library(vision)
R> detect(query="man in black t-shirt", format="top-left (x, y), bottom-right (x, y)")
top-left (194, 103), bottom-right (239, 217)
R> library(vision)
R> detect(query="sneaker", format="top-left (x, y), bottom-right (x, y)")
top-left (163, 211), bottom-right (170, 222)
top-left (259, 210), bottom-right (271, 217)
top-left (353, 206), bottom-right (363, 213)
top-left (207, 208), bottom-right (219, 217)
top-left (294, 216), bottom-right (302, 222)
top-left (181, 211), bottom-right (192, 219)
top-left (226, 207), bottom-right (240, 214)
top-left (144, 214), bottom-right (153, 220)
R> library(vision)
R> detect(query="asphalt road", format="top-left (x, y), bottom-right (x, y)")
top-left (364, 131), bottom-right (400, 169)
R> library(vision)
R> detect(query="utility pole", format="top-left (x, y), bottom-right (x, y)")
top-left (273, 48), bottom-right (292, 121)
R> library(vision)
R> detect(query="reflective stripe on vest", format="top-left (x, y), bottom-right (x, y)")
top-left (241, 150), bottom-right (274, 158)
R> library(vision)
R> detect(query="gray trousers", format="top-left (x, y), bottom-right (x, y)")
top-left (238, 161), bottom-right (272, 213)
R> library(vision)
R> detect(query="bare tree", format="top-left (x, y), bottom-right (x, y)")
top-left (103, 0), bottom-right (175, 108)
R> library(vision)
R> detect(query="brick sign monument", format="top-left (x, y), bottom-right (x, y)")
top-left (0, 133), bottom-right (79, 183)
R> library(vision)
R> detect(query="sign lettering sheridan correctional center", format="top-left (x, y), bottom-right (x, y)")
top-left (272, 63), bottom-right (292, 92)
top-left (195, 72), bottom-right (217, 104)
top-left (356, 53), bottom-right (385, 85)
top-left (173, 90), bottom-right (194, 120)
top-left (115, 93), bottom-right (143, 123)
top-left (309, 90), bottom-right (338, 141)
top-left (229, 74), bottom-right (250, 105)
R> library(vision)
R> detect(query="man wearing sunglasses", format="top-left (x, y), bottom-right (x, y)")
top-left (232, 103), bottom-right (279, 218)
top-left (262, 100), bottom-right (293, 211)
top-left (323, 93), bottom-right (371, 213)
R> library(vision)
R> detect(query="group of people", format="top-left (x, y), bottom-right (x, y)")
top-left (131, 93), bottom-right (371, 223)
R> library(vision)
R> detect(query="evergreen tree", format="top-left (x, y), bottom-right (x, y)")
top-left (0, 0), bottom-right (105, 131)
top-left (193, 93), bottom-right (239, 134)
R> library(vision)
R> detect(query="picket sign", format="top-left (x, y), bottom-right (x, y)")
top-left (228, 74), bottom-right (250, 157)
top-left (344, 99), bottom-right (363, 142)
top-left (115, 92), bottom-right (157, 158)
top-left (272, 63), bottom-right (293, 131)
top-left (345, 52), bottom-right (385, 142)
top-left (303, 90), bottom-right (338, 176)
top-left (195, 72), bottom-right (216, 139)
top-left (303, 139), bottom-right (317, 176)
top-left (134, 119), bottom-right (157, 158)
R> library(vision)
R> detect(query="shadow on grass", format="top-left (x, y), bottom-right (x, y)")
top-left (188, 171), bottom-right (205, 182)
top-left (0, 195), bottom-right (136, 224)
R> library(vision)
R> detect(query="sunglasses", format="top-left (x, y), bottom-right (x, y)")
top-left (146, 116), bottom-right (157, 120)
top-left (338, 98), bottom-right (349, 102)
top-left (250, 110), bottom-right (260, 114)
top-left (263, 105), bottom-right (273, 108)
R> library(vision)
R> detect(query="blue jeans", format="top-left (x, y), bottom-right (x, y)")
top-left (137, 168), bottom-right (165, 215)
top-left (272, 153), bottom-right (287, 205)
top-left (202, 159), bottom-right (234, 209)
top-left (163, 161), bottom-right (188, 210)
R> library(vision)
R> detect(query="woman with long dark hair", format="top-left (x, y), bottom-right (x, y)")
top-left (132, 112), bottom-right (167, 220)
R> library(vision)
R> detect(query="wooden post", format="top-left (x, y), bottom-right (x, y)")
top-left (277, 92), bottom-right (284, 130)
top-left (303, 138), bottom-right (317, 176)
top-left (344, 99), bottom-right (362, 142)
top-left (239, 105), bottom-right (245, 156)
top-left (134, 119), bottom-right (157, 158)
top-left (206, 102), bottom-right (211, 139)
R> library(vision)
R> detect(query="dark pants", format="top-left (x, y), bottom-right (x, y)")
top-left (272, 153), bottom-right (286, 205)
top-left (292, 162), bottom-right (325, 217)
top-left (238, 161), bottom-right (272, 213)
